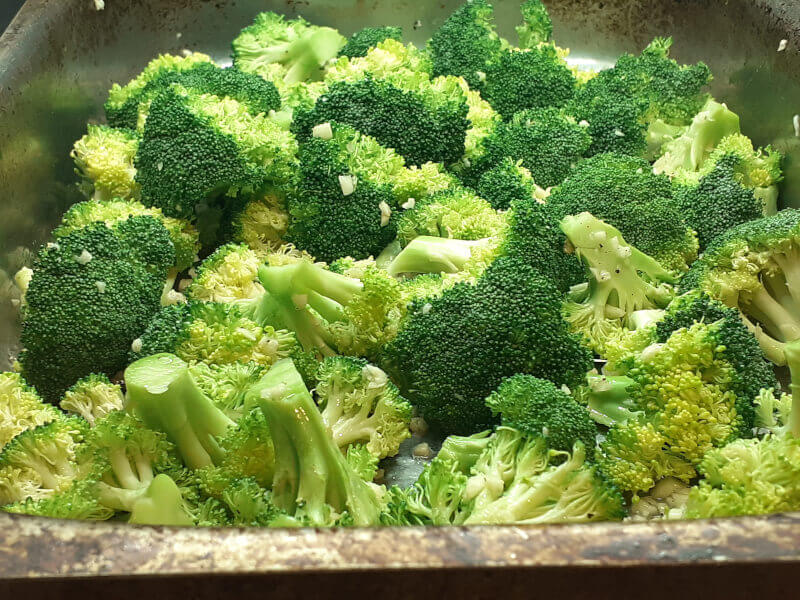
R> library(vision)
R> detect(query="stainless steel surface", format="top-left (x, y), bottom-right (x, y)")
top-left (2, 0), bottom-right (800, 578)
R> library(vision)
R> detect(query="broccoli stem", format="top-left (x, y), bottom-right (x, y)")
top-left (741, 286), bottom-right (800, 343)
top-left (386, 236), bottom-right (489, 277)
top-left (772, 248), bottom-right (800, 307)
top-left (785, 339), bottom-right (800, 438)
top-left (96, 482), bottom-right (147, 511)
top-left (125, 353), bottom-right (235, 469)
top-left (109, 447), bottom-right (145, 490)
top-left (584, 375), bottom-right (638, 427)
top-left (127, 474), bottom-right (194, 526)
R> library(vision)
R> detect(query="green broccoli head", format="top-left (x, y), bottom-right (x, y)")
top-left (680, 209), bottom-right (800, 365)
top-left (339, 26), bottom-right (403, 59)
top-left (59, 373), bottom-right (124, 427)
top-left (315, 356), bottom-right (412, 459)
top-left (475, 158), bottom-right (546, 211)
top-left (486, 375), bottom-right (597, 454)
top-left (517, 0), bottom-right (553, 48)
top-left (71, 125), bottom-right (140, 201)
top-left (382, 256), bottom-right (593, 434)
top-left (545, 153), bottom-right (698, 271)
top-left (0, 373), bottom-right (61, 450)
top-left (20, 220), bottom-right (172, 402)
top-left (186, 243), bottom-right (265, 304)
top-left (222, 189), bottom-right (290, 255)
top-left (483, 46), bottom-right (576, 119)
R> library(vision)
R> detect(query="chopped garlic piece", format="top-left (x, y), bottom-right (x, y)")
top-left (339, 174), bottom-right (356, 196)
top-left (312, 122), bottom-right (333, 140)
top-left (379, 201), bottom-right (392, 226)
top-left (75, 249), bottom-right (93, 265)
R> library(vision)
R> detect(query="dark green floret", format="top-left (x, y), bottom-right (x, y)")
top-left (339, 26), bottom-right (403, 58)
top-left (475, 158), bottom-right (542, 210)
top-left (517, 0), bottom-right (552, 48)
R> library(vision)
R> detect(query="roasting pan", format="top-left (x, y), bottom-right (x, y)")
top-left (2, 0), bottom-right (800, 593)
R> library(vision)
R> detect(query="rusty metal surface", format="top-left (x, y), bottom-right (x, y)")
top-left (1, 511), bottom-right (800, 579)
top-left (3, 0), bottom-right (800, 580)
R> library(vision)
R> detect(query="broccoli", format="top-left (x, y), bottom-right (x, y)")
top-left (652, 99), bottom-right (741, 178)
top-left (191, 362), bottom-right (265, 420)
top-left (672, 154), bottom-right (765, 250)
top-left (464, 107), bottom-right (591, 190)
top-left (516, 0), bottom-right (552, 48)
top-left (59, 373), bottom-right (124, 427)
top-left (55, 198), bottom-right (200, 273)
top-left (427, 0), bottom-right (507, 91)
top-left (474, 158), bottom-right (547, 210)
top-left (339, 27), bottom-right (403, 59)
top-left (315, 356), bottom-right (412, 459)
top-left (186, 243), bottom-right (265, 304)
top-left (125, 353), bottom-right (235, 469)
top-left (0, 372), bottom-right (61, 450)
top-left (485, 375), bottom-right (597, 454)
top-left (222, 189), bottom-right (290, 255)
top-left (20, 220), bottom-right (173, 401)
top-left (71, 125), bottom-right (140, 201)
top-left (135, 85), bottom-right (298, 220)
top-left (559, 212), bottom-right (676, 355)
top-left (680, 209), bottom-right (800, 365)
top-left (483, 46), bottom-right (576, 119)
top-left (345, 444), bottom-right (380, 481)
top-left (250, 358), bottom-right (382, 526)
top-left (286, 122), bottom-right (452, 262)
top-left (544, 153), bottom-right (698, 272)
top-left (232, 12), bottom-right (345, 86)
top-left (382, 256), bottom-right (593, 434)
top-left (0, 417), bottom-right (87, 505)
top-left (130, 301), bottom-right (298, 369)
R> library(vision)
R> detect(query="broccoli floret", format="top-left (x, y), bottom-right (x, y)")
top-left (104, 52), bottom-right (214, 127)
top-left (0, 373), bottom-right (61, 450)
top-left (125, 353), bottom-right (235, 469)
top-left (382, 256), bottom-right (593, 434)
top-left (250, 358), bottom-right (382, 526)
top-left (0, 417), bottom-right (87, 505)
top-left (71, 125), bottom-right (140, 201)
top-left (339, 27), bottom-right (403, 59)
top-left (465, 107), bottom-right (591, 190)
top-left (486, 375), bottom-right (597, 453)
top-left (315, 356), bottom-right (412, 459)
top-left (517, 0), bottom-right (552, 48)
top-left (59, 373), bottom-right (124, 427)
top-left (475, 158), bottom-right (547, 210)
top-left (427, 0), bottom-right (507, 91)
top-left (545, 153), bottom-right (698, 272)
top-left (463, 430), bottom-right (624, 524)
top-left (20, 220), bottom-right (172, 401)
top-left (232, 12), bottom-right (345, 86)
top-left (559, 212), bottom-right (676, 355)
top-left (191, 362), bottom-right (265, 420)
top-left (130, 301), bottom-right (297, 370)
top-left (222, 190), bottom-right (290, 255)
top-left (2, 479), bottom-right (114, 521)
top-left (55, 198), bottom-right (200, 273)
top-left (652, 98), bottom-right (741, 177)
top-left (186, 243), bottom-right (265, 303)
top-left (680, 209), bottom-right (800, 365)
top-left (483, 47), bottom-right (576, 119)
top-left (566, 87), bottom-right (647, 157)
top-left (286, 123), bottom-right (452, 262)
top-left (345, 444), bottom-right (380, 481)
top-left (136, 85), bottom-right (298, 219)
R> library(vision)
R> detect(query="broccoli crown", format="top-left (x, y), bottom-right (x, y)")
top-left (467, 107), bottom-right (591, 190)
top-left (130, 301), bottom-right (296, 369)
top-left (55, 198), bottom-right (200, 272)
top-left (20, 221), bottom-right (171, 402)
top-left (680, 209), bottom-right (800, 365)
top-left (427, 0), bottom-right (506, 90)
top-left (517, 0), bottom-right (553, 48)
top-left (559, 212), bottom-right (676, 355)
top-left (545, 153), bottom-right (698, 271)
top-left (105, 52), bottom-right (214, 125)
top-left (486, 375), bottom-right (597, 453)
top-left (382, 256), bottom-right (593, 434)
top-left (0, 417), bottom-right (88, 505)
top-left (71, 125), bottom-right (140, 201)
top-left (673, 154), bottom-right (764, 250)
top-left (187, 243), bottom-right (265, 303)
top-left (293, 77), bottom-right (469, 167)
top-left (566, 86), bottom-right (647, 157)
top-left (685, 434), bottom-right (800, 518)
top-left (59, 373), bottom-right (124, 427)
top-left (395, 186), bottom-right (507, 246)
top-left (3, 479), bottom-right (115, 522)
top-left (125, 353), bottom-right (236, 469)
top-left (251, 358), bottom-right (382, 526)
top-left (136, 85), bottom-right (298, 219)
top-left (232, 12), bottom-right (345, 85)
top-left (106, 60), bottom-right (281, 131)
top-left (222, 190), bottom-right (290, 255)
top-left (191, 362), bottom-right (266, 421)
top-left (483, 47), bottom-right (576, 119)
top-left (463, 430), bottom-right (624, 525)
top-left (315, 356), bottom-right (412, 459)
top-left (475, 158), bottom-right (543, 211)
top-left (0, 372), bottom-right (61, 450)
top-left (339, 26), bottom-right (403, 59)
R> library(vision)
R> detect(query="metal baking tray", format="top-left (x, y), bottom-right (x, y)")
top-left (2, 0), bottom-right (800, 585)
